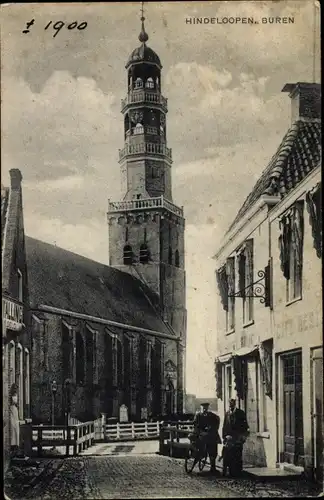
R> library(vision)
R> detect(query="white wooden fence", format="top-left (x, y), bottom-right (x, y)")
top-left (105, 421), bottom-right (161, 441)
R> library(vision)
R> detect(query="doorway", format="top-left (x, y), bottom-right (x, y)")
top-left (282, 350), bottom-right (304, 465)
top-left (311, 347), bottom-right (323, 482)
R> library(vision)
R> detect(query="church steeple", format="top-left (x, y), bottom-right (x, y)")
top-left (107, 6), bottom-right (186, 342)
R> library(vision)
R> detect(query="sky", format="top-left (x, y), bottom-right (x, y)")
top-left (1, 1), bottom-right (320, 397)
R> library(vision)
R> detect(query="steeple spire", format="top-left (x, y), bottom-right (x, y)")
top-left (138, 1), bottom-right (149, 44)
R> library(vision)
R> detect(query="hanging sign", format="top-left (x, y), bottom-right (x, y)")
top-left (2, 296), bottom-right (23, 331)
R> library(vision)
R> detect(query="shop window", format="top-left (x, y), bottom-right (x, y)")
top-left (238, 240), bottom-right (254, 325)
top-left (225, 364), bottom-right (232, 410)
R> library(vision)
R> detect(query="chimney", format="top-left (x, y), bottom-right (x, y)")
top-left (9, 169), bottom-right (23, 190)
top-left (282, 82), bottom-right (321, 124)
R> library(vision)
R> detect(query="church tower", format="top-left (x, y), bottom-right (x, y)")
top-left (107, 11), bottom-right (186, 343)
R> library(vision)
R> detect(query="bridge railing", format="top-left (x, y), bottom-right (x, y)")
top-left (159, 421), bottom-right (194, 457)
top-left (104, 421), bottom-right (161, 441)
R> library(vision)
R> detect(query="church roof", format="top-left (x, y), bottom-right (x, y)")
top-left (126, 44), bottom-right (161, 69)
top-left (25, 236), bottom-right (172, 336)
top-left (226, 120), bottom-right (321, 233)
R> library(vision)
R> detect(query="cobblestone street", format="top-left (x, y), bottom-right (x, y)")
top-left (5, 454), bottom-right (322, 499)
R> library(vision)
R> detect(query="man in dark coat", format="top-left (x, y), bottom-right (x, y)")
top-left (193, 402), bottom-right (222, 474)
top-left (222, 398), bottom-right (249, 476)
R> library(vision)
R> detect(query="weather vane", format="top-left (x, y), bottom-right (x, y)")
top-left (138, 0), bottom-right (149, 43)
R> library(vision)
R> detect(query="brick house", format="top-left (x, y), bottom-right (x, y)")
top-left (26, 236), bottom-right (183, 424)
top-left (213, 83), bottom-right (322, 479)
top-left (2, 169), bottom-right (31, 471)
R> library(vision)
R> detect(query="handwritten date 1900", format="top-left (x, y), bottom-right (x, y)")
top-left (44, 21), bottom-right (88, 37)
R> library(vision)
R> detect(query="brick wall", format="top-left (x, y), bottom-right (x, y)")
top-left (30, 310), bottom-right (180, 422)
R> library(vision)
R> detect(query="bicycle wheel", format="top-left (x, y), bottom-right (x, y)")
top-left (184, 448), bottom-right (198, 474)
top-left (198, 451), bottom-right (208, 471)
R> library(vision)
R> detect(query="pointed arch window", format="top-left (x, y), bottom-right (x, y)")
top-left (123, 244), bottom-right (133, 265)
top-left (168, 246), bottom-right (173, 265)
top-left (140, 243), bottom-right (149, 264)
top-left (175, 249), bottom-right (180, 267)
top-left (116, 338), bottom-right (123, 387)
top-left (76, 332), bottom-right (85, 385)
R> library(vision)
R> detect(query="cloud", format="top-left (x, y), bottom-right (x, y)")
top-left (2, 71), bottom-right (119, 183)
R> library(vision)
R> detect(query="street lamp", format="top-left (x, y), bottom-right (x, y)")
top-left (51, 380), bottom-right (57, 427)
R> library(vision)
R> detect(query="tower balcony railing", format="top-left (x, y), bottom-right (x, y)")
top-left (119, 142), bottom-right (172, 161)
top-left (121, 91), bottom-right (168, 111)
top-left (108, 195), bottom-right (184, 218)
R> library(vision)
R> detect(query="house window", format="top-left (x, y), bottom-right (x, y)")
top-left (238, 240), bottom-right (254, 325)
top-left (226, 257), bottom-right (235, 332)
top-left (123, 244), bottom-right (133, 265)
top-left (17, 269), bottom-right (23, 302)
top-left (279, 202), bottom-right (304, 302)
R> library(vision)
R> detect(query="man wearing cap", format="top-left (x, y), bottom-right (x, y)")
top-left (193, 402), bottom-right (222, 474)
top-left (222, 398), bottom-right (249, 476)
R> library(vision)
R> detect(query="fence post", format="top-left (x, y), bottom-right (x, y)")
top-left (170, 428), bottom-right (174, 457)
top-left (37, 427), bottom-right (42, 456)
top-left (131, 422), bottom-right (135, 439)
top-left (159, 424), bottom-right (164, 455)
top-left (144, 421), bottom-right (148, 438)
top-left (116, 423), bottom-right (120, 440)
top-left (176, 422), bottom-right (180, 443)
top-left (102, 413), bottom-right (107, 441)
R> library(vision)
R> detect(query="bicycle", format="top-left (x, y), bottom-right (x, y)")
top-left (184, 433), bottom-right (210, 474)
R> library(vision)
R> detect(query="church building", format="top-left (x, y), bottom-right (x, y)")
top-left (27, 15), bottom-right (187, 424)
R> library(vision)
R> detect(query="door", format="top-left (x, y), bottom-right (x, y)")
top-left (312, 348), bottom-right (323, 482)
top-left (282, 351), bottom-right (304, 465)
